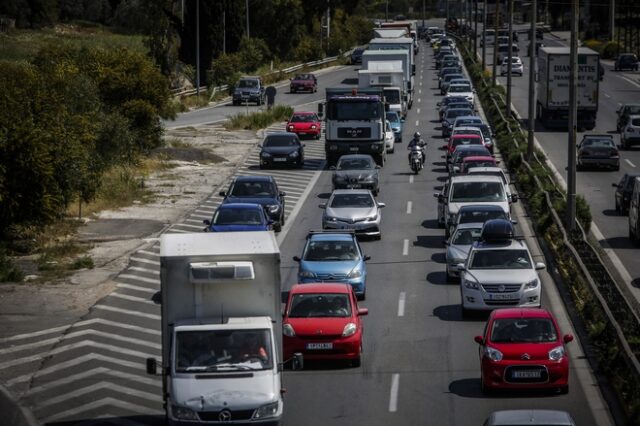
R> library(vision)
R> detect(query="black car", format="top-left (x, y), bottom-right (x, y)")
top-left (576, 135), bottom-right (620, 171)
top-left (331, 154), bottom-right (381, 195)
top-left (442, 108), bottom-right (474, 138)
top-left (219, 175), bottom-right (286, 231)
top-left (614, 53), bottom-right (639, 71)
top-left (351, 47), bottom-right (366, 64)
top-left (613, 173), bottom-right (640, 214)
top-left (259, 132), bottom-right (305, 168)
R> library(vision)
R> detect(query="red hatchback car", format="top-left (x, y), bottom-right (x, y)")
top-left (286, 112), bottom-right (322, 140)
top-left (460, 155), bottom-right (498, 173)
top-left (474, 308), bottom-right (573, 394)
top-left (444, 134), bottom-right (483, 159)
top-left (283, 283), bottom-right (368, 367)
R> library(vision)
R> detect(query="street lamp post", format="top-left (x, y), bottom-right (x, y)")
top-left (246, 0), bottom-right (250, 37)
top-left (196, 0), bottom-right (200, 97)
top-left (492, 0), bottom-right (500, 87)
top-left (567, 0), bottom-right (579, 231)
top-left (506, 0), bottom-right (514, 116)
top-left (527, 0), bottom-right (537, 160)
top-left (482, 0), bottom-right (487, 69)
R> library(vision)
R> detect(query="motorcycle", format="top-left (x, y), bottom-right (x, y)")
top-left (409, 146), bottom-right (424, 174)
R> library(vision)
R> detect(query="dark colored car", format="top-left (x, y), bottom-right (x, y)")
top-left (616, 103), bottom-right (640, 132)
top-left (440, 101), bottom-right (474, 120)
top-left (576, 135), bottom-right (619, 171)
top-left (331, 154), bottom-right (381, 195)
top-left (351, 47), bottom-right (366, 64)
top-left (203, 203), bottom-right (272, 232)
top-left (219, 175), bottom-right (286, 231)
top-left (440, 60), bottom-right (462, 73)
top-left (442, 108), bottom-right (474, 137)
top-left (290, 73), bottom-right (317, 93)
top-left (259, 132), bottom-right (305, 169)
top-left (232, 76), bottom-right (265, 106)
top-left (613, 173), bottom-right (640, 214)
top-left (614, 53), bottom-right (639, 71)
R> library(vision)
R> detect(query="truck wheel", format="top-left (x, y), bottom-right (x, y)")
top-left (274, 222), bottom-right (282, 232)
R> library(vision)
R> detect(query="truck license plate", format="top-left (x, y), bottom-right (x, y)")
top-left (306, 342), bottom-right (333, 350)
top-left (513, 370), bottom-right (541, 379)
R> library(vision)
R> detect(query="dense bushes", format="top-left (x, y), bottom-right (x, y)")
top-left (602, 41), bottom-right (622, 59)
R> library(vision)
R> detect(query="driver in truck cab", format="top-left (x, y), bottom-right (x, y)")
top-left (236, 332), bottom-right (269, 364)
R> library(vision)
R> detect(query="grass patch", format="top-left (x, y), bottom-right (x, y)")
top-left (225, 105), bottom-right (294, 130)
top-left (0, 250), bottom-right (24, 282)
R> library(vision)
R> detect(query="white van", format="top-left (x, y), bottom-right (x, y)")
top-left (480, 29), bottom-right (495, 47)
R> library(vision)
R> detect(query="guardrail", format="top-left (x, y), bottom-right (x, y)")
top-left (171, 53), bottom-right (347, 99)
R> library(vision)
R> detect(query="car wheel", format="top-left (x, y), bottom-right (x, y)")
top-left (480, 376), bottom-right (493, 395)
top-left (373, 189), bottom-right (379, 196)
top-left (616, 200), bottom-right (621, 214)
top-left (273, 222), bottom-right (282, 232)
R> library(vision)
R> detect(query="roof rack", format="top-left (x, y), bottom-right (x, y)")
top-left (480, 219), bottom-right (514, 243)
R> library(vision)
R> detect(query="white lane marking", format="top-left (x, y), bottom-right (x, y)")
top-left (418, 98), bottom-right (421, 103)
top-left (604, 93), bottom-right (611, 98)
top-left (417, 108), bottom-right (421, 114)
top-left (45, 397), bottom-right (162, 423)
top-left (0, 326), bottom-right (68, 343)
top-left (117, 273), bottom-right (158, 284)
top-left (406, 201), bottom-right (412, 214)
top-left (409, 175), bottom-right (414, 184)
top-left (419, 89), bottom-right (422, 94)
top-left (420, 81), bottom-right (422, 86)
top-left (626, 159), bottom-right (636, 168)
top-left (620, 75), bottom-right (640, 89)
top-left (116, 283), bottom-right (157, 294)
top-left (397, 292), bottom-right (406, 317)
top-left (94, 305), bottom-right (161, 320)
top-left (35, 381), bottom-right (161, 410)
top-left (128, 266), bottom-right (159, 275)
top-left (389, 373), bottom-right (400, 412)
top-left (402, 239), bottom-right (409, 256)
top-left (415, 120), bottom-right (419, 126)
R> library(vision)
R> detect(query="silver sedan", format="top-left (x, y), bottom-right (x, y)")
top-left (320, 189), bottom-right (385, 239)
top-left (445, 222), bottom-right (483, 282)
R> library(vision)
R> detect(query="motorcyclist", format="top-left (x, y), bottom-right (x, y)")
top-left (407, 132), bottom-right (426, 165)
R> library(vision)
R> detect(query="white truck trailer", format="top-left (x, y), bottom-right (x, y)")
top-left (361, 49), bottom-right (413, 110)
top-left (536, 46), bottom-right (600, 130)
top-left (373, 28), bottom-right (408, 39)
top-left (358, 60), bottom-right (407, 118)
top-left (368, 37), bottom-right (415, 75)
top-left (147, 232), bottom-right (299, 425)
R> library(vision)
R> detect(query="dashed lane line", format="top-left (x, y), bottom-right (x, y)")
top-left (93, 305), bottom-right (160, 320)
top-left (402, 239), bottom-right (409, 256)
top-left (626, 159), bottom-right (636, 168)
top-left (397, 292), bottom-right (406, 317)
top-left (406, 201), bottom-right (412, 214)
top-left (389, 373), bottom-right (400, 412)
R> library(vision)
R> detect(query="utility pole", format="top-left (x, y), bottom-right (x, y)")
top-left (196, 0), bottom-right (200, 97)
top-left (446, 0), bottom-right (450, 35)
top-left (474, 0), bottom-right (478, 59)
top-left (386, 0), bottom-right (389, 22)
top-left (422, 0), bottom-right (426, 28)
top-left (527, 0), bottom-right (537, 160)
top-left (223, 9), bottom-right (226, 54)
top-left (492, 0), bottom-right (500, 87)
top-left (245, 0), bottom-right (250, 38)
top-left (609, 0), bottom-right (615, 41)
top-left (567, 0), bottom-right (578, 232)
top-left (482, 0), bottom-right (487, 69)
top-left (506, 0), bottom-right (514, 116)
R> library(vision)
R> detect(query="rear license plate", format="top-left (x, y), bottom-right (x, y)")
top-left (513, 370), bottom-right (541, 379)
top-left (350, 147), bottom-right (359, 152)
top-left (273, 158), bottom-right (287, 162)
top-left (306, 342), bottom-right (333, 350)
top-left (489, 293), bottom-right (519, 300)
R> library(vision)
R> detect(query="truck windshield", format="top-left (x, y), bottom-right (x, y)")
top-left (327, 101), bottom-right (382, 120)
top-left (383, 90), bottom-right (401, 104)
top-left (175, 329), bottom-right (273, 372)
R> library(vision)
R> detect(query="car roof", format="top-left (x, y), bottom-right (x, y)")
top-left (463, 155), bottom-right (495, 161)
top-left (330, 189), bottom-right (373, 195)
top-left (217, 203), bottom-right (264, 210)
top-left (487, 410), bottom-right (574, 426)
top-left (266, 131), bottom-right (298, 137)
top-left (308, 233), bottom-right (356, 242)
top-left (452, 134), bottom-right (482, 139)
top-left (338, 154), bottom-right (375, 160)
top-left (453, 145), bottom-right (490, 153)
top-left (448, 108), bottom-right (473, 113)
top-left (455, 115), bottom-right (482, 121)
top-left (234, 175), bottom-right (275, 183)
top-left (290, 283), bottom-right (351, 294)
top-left (491, 308), bottom-right (553, 320)
top-left (458, 204), bottom-right (505, 212)
top-left (450, 174), bottom-right (502, 183)
top-left (454, 222), bottom-right (485, 230)
top-left (453, 126), bottom-right (482, 132)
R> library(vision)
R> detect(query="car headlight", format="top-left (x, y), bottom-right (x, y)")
top-left (311, 125), bottom-right (317, 129)
top-left (171, 405), bottom-right (198, 421)
top-left (253, 401), bottom-right (280, 420)
top-left (261, 152), bottom-right (272, 158)
top-left (463, 278), bottom-right (479, 290)
top-left (327, 216), bottom-right (338, 222)
top-left (548, 345), bottom-right (565, 361)
top-left (267, 204), bottom-right (280, 214)
top-left (347, 269), bottom-right (362, 278)
top-left (366, 214), bottom-right (378, 222)
top-left (299, 270), bottom-right (316, 278)
top-left (283, 323), bottom-right (296, 337)
top-left (289, 151), bottom-right (299, 158)
top-left (342, 323), bottom-right (357, 337)
top-left (483, 346), bottom-right (503, 362)
top-left (524, 278), bottom-right (539, 289)
top-left (450, 258), bottom-right (465, 266)
top-left (288, 125), bottom-right (295, 131)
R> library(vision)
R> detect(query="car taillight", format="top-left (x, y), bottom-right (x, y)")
top-left (628, 128), bottom-right (634, 133)
top-left (611, 150), bottom-right (619, 157)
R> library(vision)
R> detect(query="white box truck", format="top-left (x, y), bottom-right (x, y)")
top-left (373, 28), bottom-right (408, 39)
top-left (368, 37), bottom-right (416, 75)
top-left (361, 49), bottom-right (413, 110)
top-left (536, 46), bottom-right (599, 130)
top-left (358, 60), bottom-right (407, 118)
top-left (147, 232), bottom-right (300, 425)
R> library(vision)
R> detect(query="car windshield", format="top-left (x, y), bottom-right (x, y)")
top-left (453, 137), bottom-right (482, 147)
top-left (582, 138), bottom-right (614, 148)
top-left (452, 227), bottom-right (482, 245)
top-left (445, 74), bottom-right (464, 82)
top-left (384, 90), bottom-right (401, 104)
top-left (230, 181), bottom-right (275, 197)
top-left (448, 103), bottom-right (472, 111)
top-left (303, 240), bottom-right (359, 261)
top-left (456, 118), bottom-right (482, 126)
top-left (238, 79), bottom-right (258, 88)
top-left (386, 112), bottom-right (400, 123)
top-left (213, 208), bottom-right (263, 225)
top-left (175, 329), bottom-right (273, 372)
top-left (468, 170), bottom-right (507, 184)
top-left (337, 157), bottom-right (374, 170)
top-left (632, 118), bottom-right (640, 126)
top-left (294, 74), bottom-right (313, 80)
top-left (264, 136), bottom-right (299, 147)
top-left (288, 293), bottom-right (352, 318)
top-left (490, 318), bottom-right (557, 343)
top-left (448, 84), bottom-right (472, 93)
top-left (290, 114), bottom-right (317, 123)
top-left (450, 181), bottom-right (506, 202)
top-left (470, 249), bottom-right (532, 269)
top-left (447, 109), bottom-right (473, 119)
top-left (453, 149), bottom-right (490, 163)
top-left (465, 160), bottom-right (495, 169)
top-left (453, 129), bottom-right (481, 138)
top-left (459, 210), bottom-right (507, 224)
top-left (328, 100), bottom-right (382, 120)
top-left (330, 193), bottom-right (375, 208)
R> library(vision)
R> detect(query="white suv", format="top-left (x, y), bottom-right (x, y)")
top-left (457, 219), bottom-right (545, 316)
top-left (621, 114), bottom-right (640, 150)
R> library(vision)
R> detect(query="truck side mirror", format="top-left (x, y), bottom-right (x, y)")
top-left (146, 357), bottom-right (157, 375)
top-left (281, 291), bottom-right (289, 304)
top-left (385, 104), bottom-right (390, 112)
top-left (317, 103), bottom-right (324, 117)
top-left (292, 353), bottom-right (304, 370)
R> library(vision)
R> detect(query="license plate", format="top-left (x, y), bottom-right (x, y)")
top-left (350, 147), bottom-right (359, 152)
top-left (306, 342), bottom-right (333, 350)
top-left (489, 293), bottom-right (519, 300)
top-left (513, 370), bottom-right (541, 379)
top-left (273, 158), bottom-right (287, 162)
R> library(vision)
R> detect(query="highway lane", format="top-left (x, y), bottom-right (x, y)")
top-left (280, 36), bottom-right (612, 425)
top-left (482, 29), bottom-right (640, 301)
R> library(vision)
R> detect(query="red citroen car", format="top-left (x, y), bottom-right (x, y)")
top-left (474, 308), bottom-right (573, 394)
top-left (283, 283), bottom-right (368, 367)
top-left (286, 112), bottom-right (322, 140)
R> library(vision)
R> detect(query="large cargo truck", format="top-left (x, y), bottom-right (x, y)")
top-left (373, 28), bottom-right (408, 39)
top-left (318, 87), bottom-right (388, 166)
top-left (361, 49), bottom-right (414, 111)
top-left (536, 47), bottom-right (599, 130)
top-left (368, 37), bottom-right (416, 76)
top-left (358, 60), bottom-right (407, 118)
top-left (147, 232), bottom-right (299, 425)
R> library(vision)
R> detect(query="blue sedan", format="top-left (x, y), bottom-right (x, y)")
top-left (386, 111), bottom-right (404, 142)
top-left (203, 203), bottom-right (272, 232)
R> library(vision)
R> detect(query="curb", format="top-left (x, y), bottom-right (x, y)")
top-left (0, 384), bottom-right (39, 426)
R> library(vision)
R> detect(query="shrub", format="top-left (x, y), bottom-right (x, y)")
top-left (602, 41), bottom-right (622, 59)
top-left (225, 105), bottom-right (294, 131)
top-left (209, 53), bottom-right (242, 88)
top-left (0, 250), bottom-right (24, 283)
top-left (583, 39), bottom-right (603, 53)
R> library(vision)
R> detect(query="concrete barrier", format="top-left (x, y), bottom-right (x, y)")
top-left (0, 384), bottom-right (39, 426)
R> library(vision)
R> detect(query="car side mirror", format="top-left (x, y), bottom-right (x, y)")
top-left (474, 336), bottom-right (484, 344)
top-left (358, 308), bottom-right (369, 316)
top-left (511, 194), bottom-right (518, 203)
top-left (612, 183), bottom-right (619, 188)
top-left (280, 191), bottom-right (286, 197)
top-left (219, 191), bottom-right (226, 196)
top-left (291, 353), bottom-right (304, 370)
top-left (363, 255), bottom-right (371, 261)
top-left (319, 203), bottom-right (326, 209)
top-left (456, 263), bottom-right (466, 271)
top-left (203, 219), bottom-right (211, 226)
top-left (377, 202), bottom-right (386, 208)
top-left (563, 334), bottom-right (574, 343)
top-left (293, 256), bottom-right (301, 262)
top-left (437, 102), bottom-right (442, 106)
top-left (146, 357), bottom-right (158, 375)
top-left (443, 240), bottom-right (449, 246)
top-left (535, 262), bottom-right (546, 270)
top-left (258, 144), bottom-right (263, 148)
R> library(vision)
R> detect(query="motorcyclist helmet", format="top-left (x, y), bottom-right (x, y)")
top-left (413, 132), bottom-right (421, 139)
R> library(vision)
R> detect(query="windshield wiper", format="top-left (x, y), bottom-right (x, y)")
top-left (204, 363), bottom-right (257, 371)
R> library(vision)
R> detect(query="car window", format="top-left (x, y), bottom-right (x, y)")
top-left (238, 79), bottom-right (258, 88)
top-left (330, 193), bottom-right (375, 208)
top-left (213, 207), bottom-right (262, 225)
top-left (625, 176), bottom-right (638, 190)
top-left (459, 210), bottom-right (507, 224)
top-left (450, 181), bottom-right (505, 202)
top-left (230, 181), bottom-right (275, 197)
top-left (452, 227), bottom-right (482, 244)
top-left (453, 137), bottom-right (482, 147)
top-left (337, 157), bottom-right (374, 170)
top-left (303, 240), bottom-right (359, 261)
top-left (448, 84), bottom-right (472, 92)
top-left (290, 114), bottom-right (316, 123)
top-left (264, 136), bottom-right (299, 147)
top-left (582, 138), bottom-right (614, 148)
top-left (632, 118), bottom-right (640, 126)
top-left (288, 293), bottom-right (352, 318)
top-left (386, 112), bottom-right (400, 123)
top-left (470, 249), bottom-right (532, 269)
top-left (447, 109), bottom-right (473, 119)
top-left (491, 318), bottom-right (557, 343)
